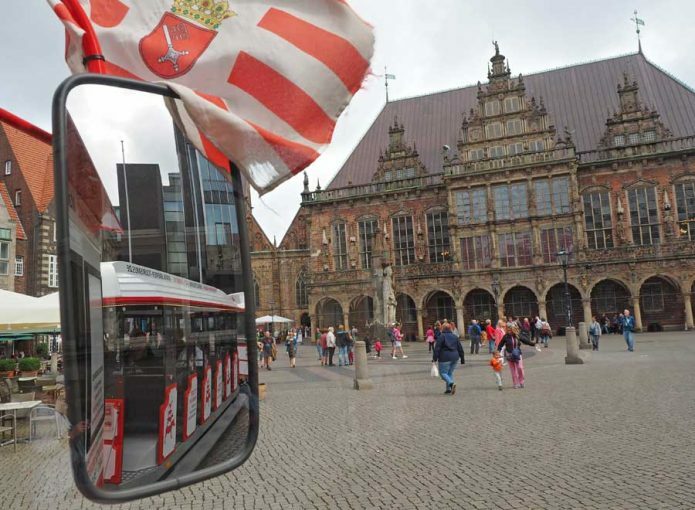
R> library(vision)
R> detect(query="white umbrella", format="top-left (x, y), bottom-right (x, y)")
top-left (255, 315), bottom-right (294, 324)
top-left (0, 290), bottom-right (60, 331)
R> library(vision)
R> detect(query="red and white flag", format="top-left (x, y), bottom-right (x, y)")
top-left (48, 0), bottom-right (374, 194)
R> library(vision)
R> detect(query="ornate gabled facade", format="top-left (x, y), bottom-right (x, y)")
top-left (251, 45), bottom-right (695, 336)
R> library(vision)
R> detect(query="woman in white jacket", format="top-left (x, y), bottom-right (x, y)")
top-left (326, 327), bottom-right (337, 367)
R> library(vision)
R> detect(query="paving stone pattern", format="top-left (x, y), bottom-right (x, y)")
top-left (1, 332), bottom-right (695, 509)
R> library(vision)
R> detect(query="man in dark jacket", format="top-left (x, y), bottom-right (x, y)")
top-left (432, 323), bottom-right (465, 395)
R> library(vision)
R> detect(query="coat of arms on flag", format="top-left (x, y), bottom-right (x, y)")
top-left (139, 1), bottom-right (237, 78)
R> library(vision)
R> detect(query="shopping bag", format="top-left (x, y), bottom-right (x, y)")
top-left (430, 363), bottom-right (439, 378)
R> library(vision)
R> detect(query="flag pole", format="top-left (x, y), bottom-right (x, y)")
top-left (62, 0), bottom-right (107, 74)
top-left (121, 141), bottom-right (133, 263)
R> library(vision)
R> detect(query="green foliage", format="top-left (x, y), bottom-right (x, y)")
top-left (35, 343), bottom-right (49, 359)
top-left (18, 357), bottom-right (41, 372)
top-left (0, 358), bottom-right (16, 372)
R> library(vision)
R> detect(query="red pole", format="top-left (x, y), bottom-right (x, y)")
top-left (61, 0), bottom-right (106, 74)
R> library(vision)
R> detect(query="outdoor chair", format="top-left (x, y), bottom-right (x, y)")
top-left (17, 378), bottom-right (39, 394)
top-left (29, 404), bottom-right (64, 441)
top-left (4, 377), bottom-right (19, 394)
top-left (0, 412), bottom-right (16, 452)
top-left (0, 380), bottom-right (11, 403)
top-left (10, 392), bottom-right (36, 420)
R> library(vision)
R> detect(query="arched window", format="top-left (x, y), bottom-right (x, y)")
top-left (295, 271), bottom-right (308, 308)
top-left (253, 277), bottom-right (260, 308)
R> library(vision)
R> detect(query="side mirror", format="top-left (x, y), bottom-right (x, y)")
top-left (53, 74), bottom-right (258, 503)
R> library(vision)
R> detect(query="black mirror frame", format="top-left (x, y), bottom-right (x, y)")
top-left (52, 73), bottom-right (259, 504)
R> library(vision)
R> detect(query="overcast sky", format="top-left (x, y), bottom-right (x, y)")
top-left (2, 1), bottom-right (695, 242)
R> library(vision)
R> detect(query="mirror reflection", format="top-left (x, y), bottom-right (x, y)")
top-left (63, 84), bottom-right (254, 490)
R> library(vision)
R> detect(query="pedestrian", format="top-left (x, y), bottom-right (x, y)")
top-left (468, 319), bottom-right (481, 354)
top-left (426, 325), bottom-right (435, 352)
top-left (539, 318), bottom-right (552, 348)
top-left (432, 322), bottom-right (465, 395)
top-left (346, 327), bottom-right (355, 365)
top-left (387, 324), bottom-right (396, 358)
top-left (619, 309), bottom-right (635, 352)
top-left (286, 331), bottom-right (297, 368)
top-left (498, 325), bottom-right (525, 388)
top-left (261, 331), bottom-right (274, 371)
top-left (320, 329), bottom-right (328, 365)
top-left (589, 315), bottom-right (602, 351)
top-left (335, 325), bottom-right (349, 367)
top-left (485, 319), bottom-right (496, 353)
top-left (295, 327), bottom-right (303, 356)
top-left (392, 324), bottom-right (408, 359)
top-left (520, 317), bottom-right (532, 346)
top-left (489, 350), bottom-right (504, 391)
top-left (315, 327), bottom-right (323, 361)
top-left (374, 339), bottom-right (383, 359)
top-left (494, 320), bottom-right (507, 365)
top-left (326, 327), bottom-right (337, 366)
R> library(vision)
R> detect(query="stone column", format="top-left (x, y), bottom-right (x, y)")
top-left (310, 314), bottom-right (318, 338)
top-left (684, 294), bottom-right (694, 330)
top-left (416, 308), bottom-right (425, 341)
top-left (631, 297), bottom-right (643, 332)
top-left (582, 299), bottom-right (593, 325)
top-left (455, 306), bottom-right (465, 333)
top-left (353, 341), bottom-right (373, 390)
top-left (497, 303), bottom-right (505, 321)
top-left (577, 322), bottom-right (591, 350)
top-left (564, 326), bottom-right (584, 364)
top-left (343, 311), bottom-right (350, 330)
top-left (538, 301), bottom-right (548, 321)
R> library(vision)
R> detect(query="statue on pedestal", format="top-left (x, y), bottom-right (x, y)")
top-left (383, 265), bottom-right (397, 325)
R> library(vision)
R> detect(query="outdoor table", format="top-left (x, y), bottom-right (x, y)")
top-left (0, 400), bottom-right (41, 449)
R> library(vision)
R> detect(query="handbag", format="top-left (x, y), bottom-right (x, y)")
top-left (430, 362), bottom-right (439, 378)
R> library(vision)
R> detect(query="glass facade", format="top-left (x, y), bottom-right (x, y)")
top-left (162, 173), bottom-right (188, 277)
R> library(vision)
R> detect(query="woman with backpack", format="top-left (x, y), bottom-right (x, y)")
top-left (539, 318), bottom-right (552, 348)
top-left (498, 325), bottom-right (525, 389)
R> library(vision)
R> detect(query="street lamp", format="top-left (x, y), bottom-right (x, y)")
top-left (557, 250), bottom-right (572, 327)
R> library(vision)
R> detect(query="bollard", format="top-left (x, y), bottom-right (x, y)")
top-left (564, 326), bottom-right (584, 364)
top-left (353, 340), bottom-right (373, 390)
top-left (577, 322), bottom-right (592, 350)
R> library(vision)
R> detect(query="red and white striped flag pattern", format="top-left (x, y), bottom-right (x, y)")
top-left (48, 0), bottom-right (374, 194)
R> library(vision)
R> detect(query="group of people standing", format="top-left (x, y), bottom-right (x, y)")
top-left (315, 325), bottom-right (358, 367)
top-left (588, 309), bottom-right (636, 351)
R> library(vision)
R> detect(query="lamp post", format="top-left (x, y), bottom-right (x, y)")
top-left (491, 276), bottom-right (501, 320)
top-left (557, 250), bottom-right (572, 327)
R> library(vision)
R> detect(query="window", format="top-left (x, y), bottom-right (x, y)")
top-left (535, 180), bottom-right (551, 216)
top-left (642, 131), bottom-right (656, 143)
top-left (528, 139), bottom-right (545, 152)
top-left (628, 187), bottom-right (660, 245)
top-left (613, 135), bottom-right (625, 146)
top-left (676, 182), bottom-right (695, 240)
top-left (507, 142), bottom-right (524, 156)
top-left (455, 188), bottom-right (487, 225)
top-left (628, 133), bottom-right (640, 145)
top-left (358, 219), bottom-right (378, 269)
top-left (0, 228), bottom-right (10, 241)
top-left (4, 160), bottom-right (11, 175)
top-left (53, 221), bottom-right (57, 243)
top-left (295, 272), bottom-right (308, 307)
top-left (494, 183), bottom-right (528, 220)
top-left (540, 226), bottom-right (573, 263)
top-left (485, 122), bottom-right (503, 139)
top-left (253, 278), bottom-right (260, 307)
top-left (392, 215), bottom-right (415, 266)
top-left (469, 148), bottom-right (485, 161)
top-left (47, 254), bottom-right (58, 288)
top-left (583, 191), bottom-right (614, 249)
top-left (332, 223), bottom-right (348, 270)
top-left (504, 96), bottom-right (520, 113)
top-left (14, 190), bottom-right (21, 206)
top-left (0, 242), bottom-right (8, 275)
top-left (395, 167), bottom-right (416, 180)
top-left (383, 170), bottom-right (393, 181)
top-left (641, 282), bottom-right (664, 313)
top-left (498, 231), bottom-right (533, 267)
top-left (551, 177), bottom-right (571, 214)
top-left (484, 100), bottom-right (501, 116)
top-left (15, 256), bottom-right (23, 276)
top-left (506, 119), bottom-right (523, 135)
top-left (460, 235), bottom-right (492, 270)
top-left (427, 211), bottom-right (450, 263)
top-left (490, 146), bottom-right (505, 159)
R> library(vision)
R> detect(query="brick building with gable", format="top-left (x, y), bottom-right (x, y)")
top-left (250, 45), bottom-right (695, 337)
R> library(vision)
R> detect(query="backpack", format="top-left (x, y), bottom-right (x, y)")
top-left (507, 336), bottom-right (522, 362)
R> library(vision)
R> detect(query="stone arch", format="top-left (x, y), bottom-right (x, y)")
top-left (315, 298), bottom-right (344, 330)
top-left (423, 290), bottom-right (456, 331)
top-left (590, 279), bottom-right (631, 319)
top-left (395, 293), bottom-right (418, 340)
top-left (502, 286), bottom-right (538, 319)
top-left (544, 283), bottom-right (583, 327)
top-left (464, 288), bottom-right (497, 323)
top-left (349, 295), bottom-right (374, 330)
top-left (640, 275), bottom-right (684, 331)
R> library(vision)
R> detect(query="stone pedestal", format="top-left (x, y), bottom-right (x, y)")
top-left (353, 341), bottom-right (373, 390)
top-left (565, 327), bottom-right (584, 365)
top-left (577, 322), bottom-right (592, 350)
top-left (51, 352), bottom-right (59, 374)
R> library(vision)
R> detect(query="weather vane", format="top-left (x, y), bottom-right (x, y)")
top-left (384, 66), bottom-right (396, 103)
top-left (630, 10), bottom-right (645, 52)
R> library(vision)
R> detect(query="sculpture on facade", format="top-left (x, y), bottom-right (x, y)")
top-left (383, 265), bottom-right (397, 325)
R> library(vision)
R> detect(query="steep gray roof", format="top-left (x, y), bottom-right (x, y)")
top-left (328, 52), bottom-right (695, 189)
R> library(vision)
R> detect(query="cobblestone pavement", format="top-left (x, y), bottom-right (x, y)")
top-left (2, 332), bottom-right (695, 509)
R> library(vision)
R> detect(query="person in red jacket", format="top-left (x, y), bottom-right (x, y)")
top-left (485, 319), bottom-right (496, 353)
